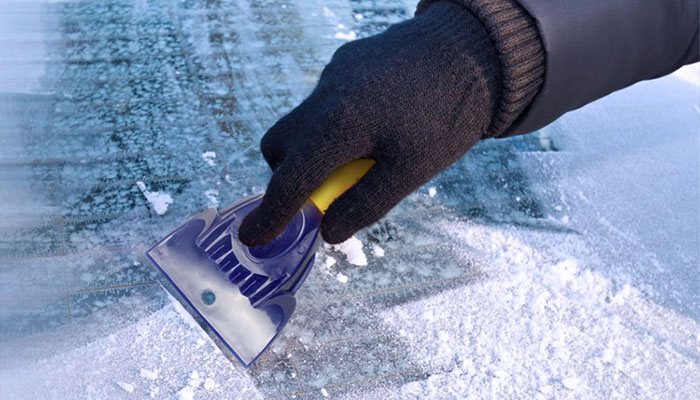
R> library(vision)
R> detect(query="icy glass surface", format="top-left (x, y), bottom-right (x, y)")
top-left (1, 0), bottom-right (698, 399)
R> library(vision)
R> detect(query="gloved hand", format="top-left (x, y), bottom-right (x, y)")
top-left (239, 1), bottom-right (538, 246)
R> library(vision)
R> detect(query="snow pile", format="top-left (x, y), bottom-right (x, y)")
top-left (353, 221), bottom-right (700, 399)
top-left (136, 181), bottom-right (173, 215)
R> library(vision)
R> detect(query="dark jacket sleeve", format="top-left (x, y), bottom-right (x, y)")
top-left (508, 0), bottom-right (699, 135)
top-left (419, 0), bottom-right (699, 136)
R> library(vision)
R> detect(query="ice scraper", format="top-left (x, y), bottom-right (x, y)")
top-left (147, 159), bottom-right (374, 367)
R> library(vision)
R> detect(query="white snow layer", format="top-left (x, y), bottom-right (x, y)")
top-left (0, 290), bottom-right (264, 399)
top-left (348, 222), bottom-right (700, 399)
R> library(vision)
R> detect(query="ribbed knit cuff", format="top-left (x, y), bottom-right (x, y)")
top-left (417, 0), bottom-right (545, 137)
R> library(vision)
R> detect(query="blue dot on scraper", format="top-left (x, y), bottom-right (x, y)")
top-left (202, 290), bottom-right (216, 305)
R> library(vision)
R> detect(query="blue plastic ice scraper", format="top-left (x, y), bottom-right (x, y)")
top-left (146, 160), bottom-right (373, 367)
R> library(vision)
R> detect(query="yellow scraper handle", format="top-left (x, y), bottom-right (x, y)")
top-left (309, 159), bottom-right (375, 214)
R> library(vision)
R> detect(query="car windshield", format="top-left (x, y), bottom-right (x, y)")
top-left (1, 1), bottom-right (698, 398)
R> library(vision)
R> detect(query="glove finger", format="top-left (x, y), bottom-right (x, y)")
top-left (260, 101), bottom-right (313, 170)
top-left (239, 148), bottom-right (361, 246)
top-left (321, 162), bottom-right (409, 244)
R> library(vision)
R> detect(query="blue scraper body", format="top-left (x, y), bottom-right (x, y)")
top-left (146, 194), bottom-right (322, 367)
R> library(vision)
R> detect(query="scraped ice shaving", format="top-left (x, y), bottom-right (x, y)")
top-left (334, 31), bottom-right (357, 41)
top-left (117, 381), bottom-right (134, 393)
top-left (136, 181), bottom-right (173, 215)
top-left (322, 6), bottom-right (335, 17)
top-left (321, 387), bottom-right (330, 397)
top-left (372, 244), bottom-right (385, 257)
top-left (140, 368), bottom-right (159, 381)
top-left (201, 151), bottom-right (216, 166)
top-left (428, 187), bottom-right (437, 198)
top-left (204, 189), bottom-right (219, 207)
top-left (328, 236), bottom-right (367, 266)
top-left (336, 272), bottom-right (348, 283)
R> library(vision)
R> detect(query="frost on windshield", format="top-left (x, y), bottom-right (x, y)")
top-left (1, 0), bottom-right (698, 399)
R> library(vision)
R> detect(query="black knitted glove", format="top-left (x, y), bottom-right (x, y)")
top-left (239, 0), bottom-right (544, 246)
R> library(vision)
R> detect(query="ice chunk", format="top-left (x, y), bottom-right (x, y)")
top-left (372, 244), bottom-right (385, 257)
top-left (140, 368), bottom-right (159, 381)
top-left (334, 31), bottom-right (357, 41)
top-left (328, 236), bottom-right (367, 266)
top-left (201, 151), bottom-right (217, 167)
top-left (136, 181), bottom-right (173, 215)
top-left (562, 377), bottom-right (581, 391)
top-left (117, 381), bottom-right (135, 393)
top-left (204, 189), bottom-right (219, 208)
